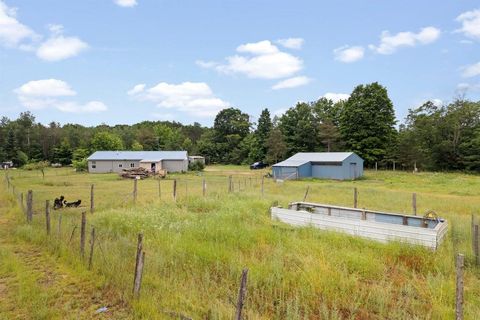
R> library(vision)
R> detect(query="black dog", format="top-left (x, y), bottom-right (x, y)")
top-left (53, 196), bottom-right (64, 210)
top-left (64, 199), bottom-right (81, 208)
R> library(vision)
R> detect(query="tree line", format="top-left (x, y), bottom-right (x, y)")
top-left (1, 82), bottom-right (479, 172)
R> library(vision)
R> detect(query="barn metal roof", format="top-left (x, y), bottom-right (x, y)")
top-left (273, 152), bottom-right (357, 167)
top-left (87, 151), bottom-right (187, 161)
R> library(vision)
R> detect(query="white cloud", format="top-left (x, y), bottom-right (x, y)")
top-left (334, 45), bottom-right (365, 63)
top-left (277, 38), bottom-right (304, 50)
top-left (14, 79), bottom-right (107, 113)
top-left (0, 3), bottom-right (87, 61)
top-left (237, 40), bottom-right (279, 55)
top-left (36, 32), bottom-right (88, 61)
top-left (455, 9), bottom-right (480, 40)
top-left (201, 40), bottom-right (303, 79)
top-left (461, 61), bottom-right (480, 78)
top-left (272, 76), bottom-right (311, 90)
top-left (114, 0), bottom-right (137, 7)
top-left (369, 26), bottom-right (441, 54)
top-left (0, 0), bottom-right (38, 47)
top-left (128, 81), bottom-right (229, 118)
top-left (56, 101), bottom-right (107, 113)
top-left (322, 93), bottom-right (350, 103)
top-left (14, 79), bottom-right (76, 97)
top-left (127, 83), bottom-right (146, 95)
top-left (196, 60), bottom-right (219, 68)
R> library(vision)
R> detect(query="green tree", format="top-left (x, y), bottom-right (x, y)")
top-left (131, 140), bottom-right (144, 151)
top-left (5, 128), bottom-right (17, 162)
top-left (53, 140), bottom-right (73, 165)
top-left (91, 132), bottom-right (124, 151)
top-left (265, 127), bottom-right (287, 164)
top-left (255, 108), bottom-right (273, 160)
top-left (210, 108), bottom-right (251, 164)
top-left (279, 102), bottom-right (318, 156)
top-left (340, 82), bottom-right (397, 164)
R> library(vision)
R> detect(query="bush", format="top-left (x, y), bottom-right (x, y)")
top-left (188, 161), bottom-right (205, 171)
top-left (23, 161), bottom-right (50, 171)
top-left (72, 158), bottom-right (88, 171)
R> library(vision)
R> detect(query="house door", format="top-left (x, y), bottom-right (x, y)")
top-left (350, 163), bottom-right (357, 179)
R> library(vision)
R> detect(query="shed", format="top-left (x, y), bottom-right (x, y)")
top-left (272, 152), bottom-right (363, 180)
top-left (87, 151), bottom-right (188, 173)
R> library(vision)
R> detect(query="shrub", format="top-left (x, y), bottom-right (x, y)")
top-left (72, 158), bottom-right (88, 171)
top-left (188, 161), bottom-right (205, 171)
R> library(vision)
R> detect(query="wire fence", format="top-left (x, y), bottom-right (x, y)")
top-left (2, 170), bottom-right (479, 319)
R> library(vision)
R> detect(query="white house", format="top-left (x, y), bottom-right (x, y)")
top-left (87, 151), bottom-right (188, 173)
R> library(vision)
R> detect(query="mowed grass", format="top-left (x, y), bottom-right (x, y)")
top-left (3, 166), bottom-right (480, 319)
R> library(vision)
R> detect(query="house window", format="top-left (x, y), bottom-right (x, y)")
top-left (119, 164), bottom-right (123, 168)
top-left (92, 164), bottom-right (96, 169)
top-left (130, 163), bottom-right (135, 168)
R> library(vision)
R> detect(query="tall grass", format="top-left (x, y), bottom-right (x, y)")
top-left (3, 167), bottom-right (480, 319)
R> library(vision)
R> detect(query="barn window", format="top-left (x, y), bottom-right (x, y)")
top-left (119, 164), bottom-right (123, 168)
top-left (130, 163), bottom-right (135, 168)
top-left (311, 161), bottom-right (342, 166)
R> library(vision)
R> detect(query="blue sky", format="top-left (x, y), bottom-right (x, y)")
top-left (1, 0), bottom-right (479, 127)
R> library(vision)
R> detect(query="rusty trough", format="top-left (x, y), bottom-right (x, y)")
top-left (271, 202), bottom-right (448, 250)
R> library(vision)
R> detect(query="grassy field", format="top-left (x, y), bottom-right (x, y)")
top-left (2, 166), bottom-right (480, 319)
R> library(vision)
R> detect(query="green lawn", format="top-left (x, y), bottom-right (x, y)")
top-left (3, 167), bottom-right (480, 319)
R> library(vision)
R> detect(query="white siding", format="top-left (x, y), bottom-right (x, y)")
top-left (161, 159), bottom-right (188, 172)
top-left (88, 160), bottom-right (140, 173)
top-left (271, 207), bottom-right (448, 250)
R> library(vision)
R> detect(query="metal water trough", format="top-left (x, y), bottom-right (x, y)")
top-left (271, 202), bottom-right (448, 250)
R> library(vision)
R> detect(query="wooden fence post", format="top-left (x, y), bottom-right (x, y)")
top-left (133, 233), bottom-right (144, 298)
top-left (412, 193), bottom-right (417, 216)
top-left (185, 180), bottom-right (188, 198)
top-left (393, 161), bottom-right (396, 171)
top-left (202, 178), bottom-right (206, 197)
top-left (90, 184), bottom-right (94, 213)
top-left (353, 188), bottom-right (358, 208)
top-left (303, 186), bottom-right (309, 202)
top-left (375, 162), bottom-right (378, 171)
top-left (133, 252), bottom-right (145, 299)
top-left (455, 253), bottom-right (464, 320)
top-left (80, 212), bottom-right (86, 258)
top-left (474, 224), bottom-right (479, 266)
top-left (45, 200), bottom-right (51, 235)
top-left (229, 176), bottom-right (233, 193)
top-left (27, 190), bottom-right (33, 222)
top-left (88, 228), bottom-right (95, 270)
top-left (133, 178), bottom-right (138, 203)
top-left (173, 179), bottom-right (177, 201)
top-left (235, 268), bottom-right (249, 320)
top-left (261, 176), bottom-right (264, 198)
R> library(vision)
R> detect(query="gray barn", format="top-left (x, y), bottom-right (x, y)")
top-left (272, 152), bottom-right (363, 180)
top-left (87, 151), bottom-right (188, 173)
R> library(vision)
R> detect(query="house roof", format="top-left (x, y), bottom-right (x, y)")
top-left (87, 151), bottom-right (187, 161)
top-left (273, 152), bottom-right (359, 167)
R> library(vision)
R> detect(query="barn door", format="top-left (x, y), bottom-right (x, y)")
top-left (350, 163), bottom-right (357, 179)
